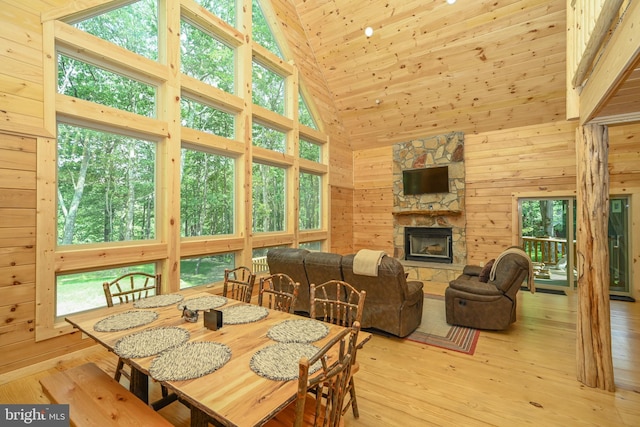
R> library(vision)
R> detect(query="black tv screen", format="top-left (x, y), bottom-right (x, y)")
top-left (402, 166), bottom-right (449, 195)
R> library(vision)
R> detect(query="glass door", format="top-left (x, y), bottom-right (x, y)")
top-left (519, 196), bottom-right (632, 297)
top-left (519, 198), bottom-right (575, 292)
top-left (609, 197), bottom-right (630, 295)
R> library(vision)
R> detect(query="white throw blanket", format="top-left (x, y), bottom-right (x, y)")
top-left (353, 249), bottom-right (386, 277)
top-left (489, 247), bottom-right (535, 293)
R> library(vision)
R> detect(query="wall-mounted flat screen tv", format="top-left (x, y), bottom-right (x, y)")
top-left (402, 166), bottom-right (449, 195)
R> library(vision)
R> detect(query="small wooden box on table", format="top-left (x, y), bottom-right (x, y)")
top-left (39, 362), bottom-right (172, 427)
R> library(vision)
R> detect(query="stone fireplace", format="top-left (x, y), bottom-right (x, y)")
top-left (392, 132), bottom-right (467, 267)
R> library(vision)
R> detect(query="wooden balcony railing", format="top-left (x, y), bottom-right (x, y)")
top-left (252, 256), bottom-right (269, 274)
top-left (567, 0), bottom-right (625, 89)
top-left (522, 236), bottom-right (571, 265)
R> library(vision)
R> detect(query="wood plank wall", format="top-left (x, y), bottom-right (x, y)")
top-left (353, 147), bottom-right (394, 253)
top-left (0, 134), bottom-right (37, 344)
top-left (353, 121), bottom-right (640, 299)
top-left (464, 121), bottom-right (578, 261)
top-left (0, 133), bottom-right (94, 375)
top-left (0, 1), bottom-right (59, 138)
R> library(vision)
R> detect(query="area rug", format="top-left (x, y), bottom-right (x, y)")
top-left (405, 294), bottom-right (480, 355)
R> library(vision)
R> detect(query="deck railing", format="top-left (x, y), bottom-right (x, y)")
top-left (522, 236), bottom-right (570, 265)
top-left (252, 256), bottom-right (269, 274)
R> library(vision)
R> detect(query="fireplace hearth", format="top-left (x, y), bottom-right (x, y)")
top-left (404, 227), bottom-right (453, 264)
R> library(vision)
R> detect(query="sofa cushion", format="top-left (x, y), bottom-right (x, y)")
top-left (267, 248), bottom-right (311, 313)
top-left (304, 252), bottom-right (343, 287)
top-left (342, 254), bottom-right (424, 336)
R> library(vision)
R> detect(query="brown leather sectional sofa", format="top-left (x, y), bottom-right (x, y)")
top-left (266, 248), bottom-right (424, 337)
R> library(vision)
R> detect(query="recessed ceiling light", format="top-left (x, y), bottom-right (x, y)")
top-left (364, 27), bottom-right (374, 37)
top-left (446, 0), bottom-right (457, 4)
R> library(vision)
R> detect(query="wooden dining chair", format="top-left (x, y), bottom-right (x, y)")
top-left (102, 272), bottom-right (161, 383)
top-left (310, 280), bottom-right (366, 419)
top-left (223, 266), bottom-right (257, 303)
top-left (264, 322), bottom-right (360, 427)
top-left (103, 272), bottom-right (161, 308)
top-left (258, 273), bottom-right (300, 313)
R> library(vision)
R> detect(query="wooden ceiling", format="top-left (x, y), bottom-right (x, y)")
top-left (290, 0), bottom-right (638, 151)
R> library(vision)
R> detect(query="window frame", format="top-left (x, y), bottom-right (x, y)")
top-left (36, 0), bottom-right (329, 341)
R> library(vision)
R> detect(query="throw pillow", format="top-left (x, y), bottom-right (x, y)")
top-left (479, 259), bottom-right (495, 282)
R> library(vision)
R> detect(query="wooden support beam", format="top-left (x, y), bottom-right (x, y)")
top-left (575, 123), bottom-right (615, 391)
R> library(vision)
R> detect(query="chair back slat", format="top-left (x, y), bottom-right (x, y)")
top-left (103, 272), bottom-right (161, 307)
top-left (310, 280), bottom-right (366, 328)
top-left (258, 273), bottom-right (299, 313)
top-left (293, 322), bottom-right (360, 427)
top-left (223, 266), bottom-right (257, 303)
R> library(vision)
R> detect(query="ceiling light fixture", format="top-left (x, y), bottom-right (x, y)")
top-left (446, 0), bottom-right (457, 4)
top-left (364, 27), bottom-right (374, 37)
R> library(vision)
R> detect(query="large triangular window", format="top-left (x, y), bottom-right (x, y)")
top-left (298, 94), bottom-right (318, 130)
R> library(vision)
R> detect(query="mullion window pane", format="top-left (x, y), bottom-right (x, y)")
top-left (252, 163), bottom-right (285, 232)
top-left (56, 264), bottom-right (156, 316)
top-left (300, 138), bottom-right (321, 162)
top-left (252, 122), bottom-right (285, 152)
top-left (181, 20), bottom-right (235, 94)
top-left (180, 254), bottom-right (235, 288)
top-left (72, 0), bottom-right (158, 61)
top-left (194, 0), bottom-right (236, 28)
top-left (57, 123), bottom-right (156, 245)
top-left (180, 148), bottom-right (235, 237)
top-left (252, 61), bottom-right (285, 115)
top-left (299, 171), bottom-right (321, 230)
top-left (57, 54), bottom-right (156, 117)
top-left (181, 97), bottom-right (235, 138)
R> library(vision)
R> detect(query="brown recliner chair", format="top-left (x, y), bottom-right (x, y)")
top-left (445, 247), bottom-right (532, 330)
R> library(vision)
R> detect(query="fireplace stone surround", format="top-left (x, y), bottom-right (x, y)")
top-left (392, 132), bottom-right (467, 271)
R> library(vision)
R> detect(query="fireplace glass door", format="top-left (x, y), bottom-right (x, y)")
top-left (405, 227), bottom-right (453, 264)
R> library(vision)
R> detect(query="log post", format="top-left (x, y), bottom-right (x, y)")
top-left (575, 123), bottom-right (615, 391)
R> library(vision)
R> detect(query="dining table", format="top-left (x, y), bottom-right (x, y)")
top-left (65, 286), bottom-right (371, 427)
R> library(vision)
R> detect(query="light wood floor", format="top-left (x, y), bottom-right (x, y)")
top-left (2, 282), bottom-right (639, 426)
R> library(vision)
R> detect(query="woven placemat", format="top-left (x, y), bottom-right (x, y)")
top-left (149, 341), bottom-right (232, 382)
top-left (250, 343), bottom-right (321, 381)
top-left (134, 294), bottom-right (184, 308)
top-left (220, 305), bottom-right (269, 325)
top-left (267, 319), bottom-right (329, 343)
top-left (178, 295), bottom-right (228, 311)
top-left (93, 310), bottom-right (158, 332)
top-left (114, 327), bottom-right (190, 359)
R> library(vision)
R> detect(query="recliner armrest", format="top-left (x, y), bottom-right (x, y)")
top-left (462, 265), bottom-right (483, 276)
